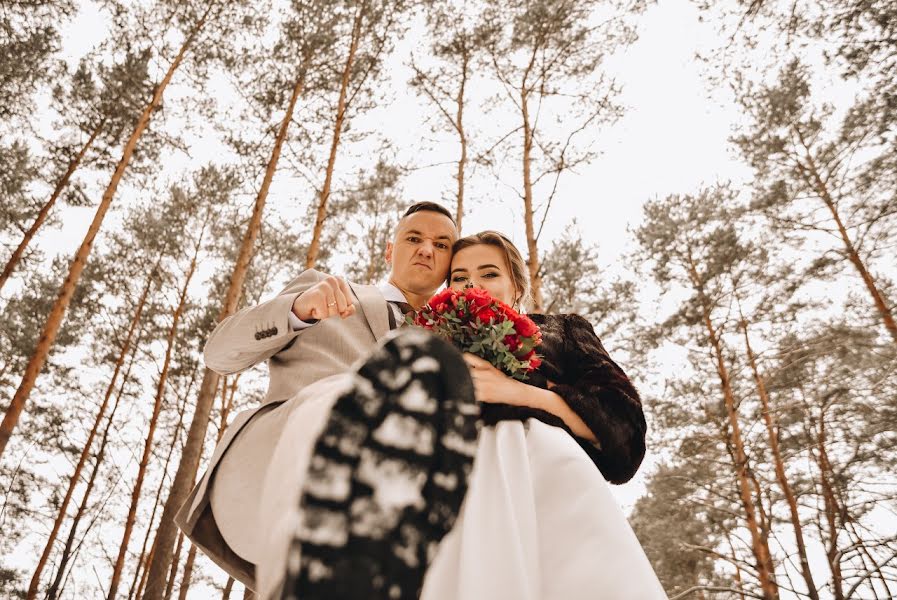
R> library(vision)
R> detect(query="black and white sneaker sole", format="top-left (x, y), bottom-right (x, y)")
top-left (280, 328), bottom-right (479, 600)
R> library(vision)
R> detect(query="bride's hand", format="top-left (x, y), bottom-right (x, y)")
top-left (463, 353), bottom-right (524, 405)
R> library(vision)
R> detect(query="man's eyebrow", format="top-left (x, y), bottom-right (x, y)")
top-left (404, 229), bottom-right (453, 241)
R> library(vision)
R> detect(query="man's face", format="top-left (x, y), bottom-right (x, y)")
top-left (386, 210), bottom-right (458, 295)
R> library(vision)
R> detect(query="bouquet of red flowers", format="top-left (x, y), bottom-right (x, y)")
top-left (409, 287), bottom-right (542, 380)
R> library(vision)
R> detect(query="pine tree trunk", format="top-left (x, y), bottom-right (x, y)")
top-left (305, 3), bottom-right (365, 269)
top-left (132, 379), bottom-right (193, 600)
top-left (0, 2), bottom-right (214, 460)
top-left (0, 118), bottom-right (106, 294)
top-left (45, 330), bottom-right (144, 600)
top-left (454, 50), bottom-right (469, 233)
top-left (520, 84), bottom-right (543, 311)
top-left (165, 377), bottom-right (234, 600)
top-left (822, 194), bottom-right (897, 343)
top-left (739, 315), bottom-right (819, 600)
top-left (797, 133), bottom-right (897, 344)
top-left (108, 235), bottom-right (203, 600)
top-left (164, 532), bottom-right (185, 600)
top-left (141, 64), bottom-right (305, 599)
top-left (749, 471), bottom-right (778, 592)
top-left (131, 540), bottom-right (156, 600)
top-left (222, 577), bottom-right (235, 600)
top-left (27, 267), bottom-right (155, 600)
top-left (129, 507), bottom-right (160, 600)
top-left (813, 413), bottom-right (846, 600)
top-left (175, 545), bottom-right (198, 600)
top-left (686, 251), bottom-right (779, 600)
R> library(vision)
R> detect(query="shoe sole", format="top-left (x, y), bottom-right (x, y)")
top-left (280, 329), bottom-right (478, 600)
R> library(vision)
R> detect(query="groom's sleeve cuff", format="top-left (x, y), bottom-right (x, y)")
top-left (287, 310), bottom-right (318, 331)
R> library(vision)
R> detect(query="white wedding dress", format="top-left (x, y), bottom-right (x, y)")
top-left (420, 418), bottom-right (667, 600)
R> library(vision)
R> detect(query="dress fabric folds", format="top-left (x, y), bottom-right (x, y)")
top-left (420, 419), bottom-right (667, 600)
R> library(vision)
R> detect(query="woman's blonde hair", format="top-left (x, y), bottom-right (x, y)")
top-left (450, 230), bottom-right (532, 311)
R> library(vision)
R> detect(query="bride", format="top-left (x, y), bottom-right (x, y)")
top-left (418, 230), bottom-right (666, 600)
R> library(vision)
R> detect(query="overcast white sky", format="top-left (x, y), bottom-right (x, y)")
top-left (34, 0), bottom-right (749, 505)
top-left (17, 0), bottom-right (881, 597)
top-left (44, 0), bottom-right (754, 269)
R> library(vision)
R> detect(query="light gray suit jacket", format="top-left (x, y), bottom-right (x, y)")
top-left (174, 269), bottom-right (393, 586)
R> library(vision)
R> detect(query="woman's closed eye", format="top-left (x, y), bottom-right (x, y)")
top-left (451, 274), bottom-right (469, 283)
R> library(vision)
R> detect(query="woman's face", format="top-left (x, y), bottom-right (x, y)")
top-left (449, 244), bottom-right (518, 306)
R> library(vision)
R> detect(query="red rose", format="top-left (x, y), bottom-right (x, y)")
top-left (463, 288), bottom-right (492, 309)
top-left (528, 356), bottom-right (542, 370)
top-left (497, 304), bottom-right (517, 320)
top-left (504, 334), bottom-right (521, 351)
top-left (477, 308), bottom-right (497, 324)
top-left (513, 314), bottom-right (539, 338)
top-left (430, 288), bottom-right (456, 307)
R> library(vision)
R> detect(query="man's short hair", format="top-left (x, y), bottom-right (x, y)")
top-left (402, 201), bottom-right (455, 225)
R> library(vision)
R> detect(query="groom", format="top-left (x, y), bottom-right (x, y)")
top-left (174, 202), bottom-right (461, 594)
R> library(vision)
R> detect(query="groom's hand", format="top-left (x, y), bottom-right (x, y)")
top-left (292, 276), bottom-right (356, 321)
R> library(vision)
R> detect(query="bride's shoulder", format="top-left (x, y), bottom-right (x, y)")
top-left (528, 312), bottom-right (591, 329)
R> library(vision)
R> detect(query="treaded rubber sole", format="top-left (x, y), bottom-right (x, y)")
top-left (280, 329), bottom-right (478, 600)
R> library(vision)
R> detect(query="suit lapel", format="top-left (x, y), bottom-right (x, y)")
top-left (349, 282), bottom-right (390, 341)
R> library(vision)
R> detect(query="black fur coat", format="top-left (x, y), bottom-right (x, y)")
top-left (479, 313), bottom-right (647, 484)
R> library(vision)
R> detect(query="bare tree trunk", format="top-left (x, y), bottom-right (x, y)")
top-left (0, 119), bottom-right (106, 293)
top-left (222, 577), bottom-right (235, 600)
top-left (454, 50), bottom-right (469, 233)
top-left (175, 545), bottom-right (198, 600)
top-left (686, 250), bottom-right (779, 600)
top-left (132, 377), bottom-right (194, 600)
top-left (169, 378), bottom-right (245, 600)
top-left (172, 377), bottom-right (238, 600)
top-left (28, 267), bottom-right (155, 599)
top-left (132, 541), bottom-right (156, 600)
top-left (164, 532), bottom-right (185, 600)
top-left (142, 62), bottom-right (302, 597)
top-left (305, 3), bottom-right (365, 269)
top-left (812, 412), bottom-right (847, 600)
top-left (0, 2), bottom-right (214, 460)
top-left (797, 133), bottom-right (897, 344)
top-left (108, 233), bottom-right (204, 600)
top-left (45, 329), bottom-right (144, 600)
top-left (518, 72), bottom-right (544, 311)
top-left (739, 313), bottom-right (820, 600)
